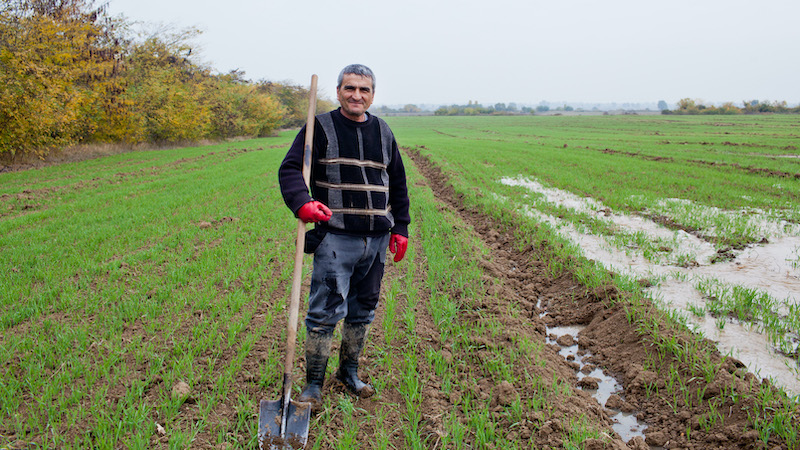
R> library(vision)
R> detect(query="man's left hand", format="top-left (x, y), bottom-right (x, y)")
top-left (389, 234), bottom-right (408, 262)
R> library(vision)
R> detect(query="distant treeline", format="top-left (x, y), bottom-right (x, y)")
top-left (433, 101), bottom-right (539, 116)
top-left (414, 99), bottom-right (800, 117)
top-left (663, 99), bottom-right (800, 115)
top-left (371, 104), bottom-right (425, 114)
top-left (0, 0), bottom-right (333, 159)
top-left (429, 102), bottom-right (618, 116)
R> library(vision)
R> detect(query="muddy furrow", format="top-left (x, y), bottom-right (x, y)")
top-left (404, 148), bottom-right (638, 448)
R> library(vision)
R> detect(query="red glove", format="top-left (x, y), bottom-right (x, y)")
top-left (389, 234), bottom-right (408, 262)
top-left (297, 201), bottom-right (332, 223)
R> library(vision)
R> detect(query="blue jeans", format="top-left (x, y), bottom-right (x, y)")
top-left (305, 233), bottom-right (390, 334)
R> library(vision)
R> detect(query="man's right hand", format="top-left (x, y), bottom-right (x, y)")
top-left (297, 201), bottom-right (332, 223)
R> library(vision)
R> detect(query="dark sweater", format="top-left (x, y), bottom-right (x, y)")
top-left (278, 109), bottom-right (410, 237)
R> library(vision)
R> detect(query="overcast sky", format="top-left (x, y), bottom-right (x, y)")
top-left (107, 0), bottom-right (800, 107)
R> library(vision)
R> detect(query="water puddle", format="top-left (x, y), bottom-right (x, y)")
top-left (547, 323), bottom-right (648, 443)
top-left (537, 299), bottom-right (649, 443)
top-left (502, 176), bottom-right (800, 396)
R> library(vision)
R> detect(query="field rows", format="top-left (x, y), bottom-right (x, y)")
top-left (0, 135), bottom-right (613, 448)
top-left (2, 114), bottom-right (799, 449)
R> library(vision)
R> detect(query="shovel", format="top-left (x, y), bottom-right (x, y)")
top-left (258, 74), bottom-right (318, 450)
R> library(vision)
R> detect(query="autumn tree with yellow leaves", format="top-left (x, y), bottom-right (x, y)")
top-left (0, 0), bottom-right (311, 160)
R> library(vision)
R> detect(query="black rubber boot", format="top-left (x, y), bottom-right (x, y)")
top-left (298, 330), bottom-right (332, 410)
top-left (335, 322), bottom-right (375, 398)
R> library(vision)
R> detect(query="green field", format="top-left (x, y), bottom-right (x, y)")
top-left (389, 114), bottom-right (800, 237)
top-left (2, 114), bottom-right (799, 448)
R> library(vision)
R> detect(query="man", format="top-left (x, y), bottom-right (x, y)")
top-left (278, 64), bottom-right (410, 408)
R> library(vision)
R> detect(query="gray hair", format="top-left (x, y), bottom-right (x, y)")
top-left (337, 64), bottom-right (375, 90)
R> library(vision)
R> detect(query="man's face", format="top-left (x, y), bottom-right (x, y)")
top-left (337, 73), bottom-right (374, 121)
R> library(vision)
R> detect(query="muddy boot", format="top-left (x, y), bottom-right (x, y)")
top-left (298, 330), bottom-right (332, 410)
top-left (335, 322), bottom-right (375, 398)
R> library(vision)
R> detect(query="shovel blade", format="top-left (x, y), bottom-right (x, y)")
top-left (258, 398), bottom-right (311, 450)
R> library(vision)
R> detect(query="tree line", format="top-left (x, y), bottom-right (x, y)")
top-left (433, 99), bottom-right (800, 117)
top-left (0, 0), bottom-right (333, 160)
top-left (663, 98), bottom-right (800, 115)
top-left (433, 101), bottom-right (536, 116)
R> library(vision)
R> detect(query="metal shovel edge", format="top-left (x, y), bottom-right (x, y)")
top-left (258, 397), bottom-right (312, 449)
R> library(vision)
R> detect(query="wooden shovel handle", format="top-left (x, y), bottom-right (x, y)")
top-left (283, 74), bottom-right (318, 396)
